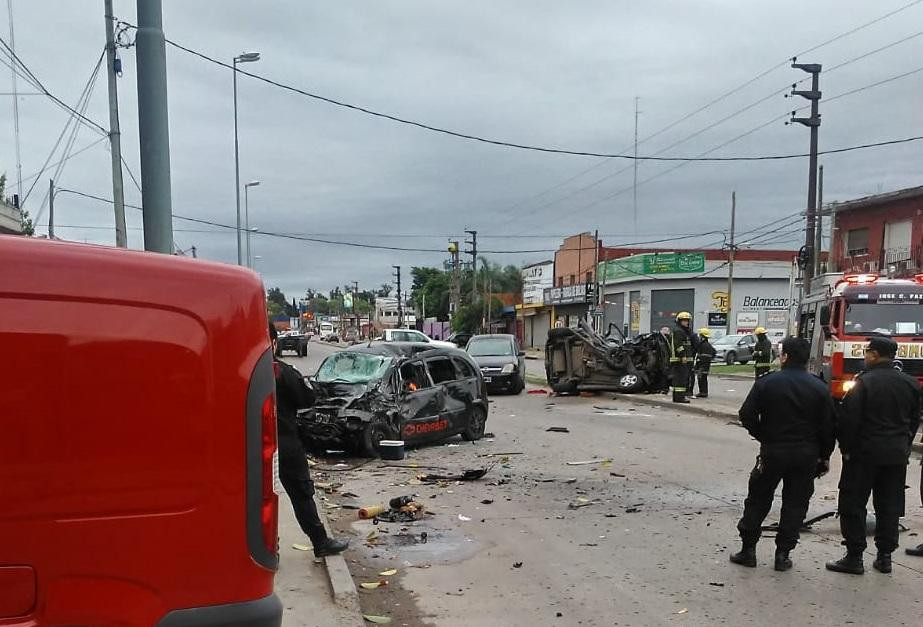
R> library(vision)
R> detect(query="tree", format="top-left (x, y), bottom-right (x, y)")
top-left (377, 283), bottom-right (392, 298)
top-left (266, 287), bottom-right (297, 317)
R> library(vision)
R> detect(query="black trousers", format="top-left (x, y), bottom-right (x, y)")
top-left (278, 419), bottom-right (329, 547)
top-left (754, 364), bottom-right (771, 379)
top-left (737, 451), bottom-right (816, 551)
top-left (692, 360), bottom-right (711, 397)
top-left (837, 460), bottom-right (906, 554)
top-left (671, 361), bottom-right (688, 402)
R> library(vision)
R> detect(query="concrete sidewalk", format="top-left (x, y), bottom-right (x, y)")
top-left (276, 493), bottom-right (363, 627)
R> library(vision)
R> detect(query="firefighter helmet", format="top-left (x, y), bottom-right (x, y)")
top-left (754, 326), bottom-right (767, 335)
top-left (676, 311), bottom-right (692, 321)
top-left (698, 328), bottom-right (710, 337)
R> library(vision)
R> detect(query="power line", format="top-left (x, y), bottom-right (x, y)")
top-left (3, 137), bottom-right (108, 191)
top-left (116, 16), bottom-right (923, 163)
top-left (0, 35), bottom-right (108, 136)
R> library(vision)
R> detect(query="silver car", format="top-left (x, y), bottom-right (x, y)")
top-left (712, 334), bottom-right (757, 365)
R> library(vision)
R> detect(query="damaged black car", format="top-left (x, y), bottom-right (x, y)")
top-left (545, 321), bottom-right (672, 394)
top-left (297, 343), bottom-right (489, 457)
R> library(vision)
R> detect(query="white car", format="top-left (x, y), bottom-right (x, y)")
top-left (380, 328), bottom-right (456, 349)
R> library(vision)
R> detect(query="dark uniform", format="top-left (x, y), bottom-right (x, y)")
top-left (753, 332), bottom-right (773, 379)
top-left (693, 336), bottom-right (717, 398)
top-left (669, 319), bottom-right (693, 403)
top-left (833, 360), bottom-right (921, 564)
top-left (687, 332), bottom-right (701, 396)
top-left (734, 363), bottom-right (835, 566)
top-left (274, 357), bottom-right (332, 551)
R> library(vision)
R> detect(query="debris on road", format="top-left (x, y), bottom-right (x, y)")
top-left (416, 465), bottom-right (494, 483)
top-left (379, 569), bottom-right (398, 576)
top-left (566, 459), bottom-right (612, 466)
top-left (363, 614), bottom-right (393, 624)
top-left (291, 543), bottom-right (311, 551)
top-left (546, 426), bottom-right (570, 433)
top-left (358, 504), bottom-right (387, 520)
top-left (527, 389), bottom-right (548, 394)
top-left (360, 581), bottom-right (388, 590)
top-left (458, 514), bottom-right (472, 521)
top-left (512, 562), bottom-right (523, 568)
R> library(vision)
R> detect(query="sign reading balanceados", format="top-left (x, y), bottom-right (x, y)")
top-left (598, 252), bottom-right (705, 281)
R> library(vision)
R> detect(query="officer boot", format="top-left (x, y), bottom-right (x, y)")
top-left (872, 552), bottom-right (892, 573)
top-left (729, 542), bottom-right (757, 568)
top-left (825, 550), bottom-right (865, 575)
top-left (313, 536), bottom-right (349, 558)
top-left (774, 549), bottom-right (792, 572)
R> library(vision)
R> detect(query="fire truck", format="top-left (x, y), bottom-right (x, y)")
top-left (800, 272), bottom-right (923, 399)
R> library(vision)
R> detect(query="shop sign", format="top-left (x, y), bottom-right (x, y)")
top-left (736, 311), bottom-right (759, 330)
top-left (598, 252), bottom-right (705, 281)
top-left (544, 283), bottom-right (590, 305)
top-left (708, 312), bottom-right (727, 327)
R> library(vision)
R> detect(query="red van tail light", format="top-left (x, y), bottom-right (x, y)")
top-left (261, 393), bottom-right (279, 555)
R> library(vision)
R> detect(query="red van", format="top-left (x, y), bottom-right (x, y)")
top-left (0, 236), bottom-right (282, 626)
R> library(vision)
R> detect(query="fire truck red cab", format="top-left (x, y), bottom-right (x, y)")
top-left (800, 272), bottom-right (923, 399)
top-left (0, 236), bottom-right (281, 626)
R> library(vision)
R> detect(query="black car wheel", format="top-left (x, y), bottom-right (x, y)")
top-left (361, 421), bottom-right (392, 457)
top-left (299, 344), bottom-right (308, 357)
top-left (724, 351), bottom-right (736, 365)
top-left (550, 379), bottom-right (578, 395)
top-left (461, 406), bottom-right (487, 441)
top-left (511, 375), bottom-right (525, 395)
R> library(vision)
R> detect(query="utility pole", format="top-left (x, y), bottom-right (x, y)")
top-left (47, 178), bottom-right (55, 239)
top-left (814, 164), bottom-right (824, 278)
top-left (725, 191), bottom-right (736, 336)
top-left (465, 229), bottom-right (478, 303)
top-left (393, 265), bottom-right (403, 327)
top-left (448, 240), bottom-right (460, 319)
top-left (790, 60), bottom-right (822, 293)
top-left (593, 229), bottom-right (600, 330)
top-left (135, 0), bottom-right (174, 253)
top-left (103, 0), bottom-right (127, 247)
top-left (633, 96), bottom-right (640, 234)
top-left (352, 280), bottom-right (359, 336)
top-left (7, 0), bottom-right (23, 198)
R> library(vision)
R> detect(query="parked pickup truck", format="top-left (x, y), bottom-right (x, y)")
top-left (380, 327), bottom-right (456, 348)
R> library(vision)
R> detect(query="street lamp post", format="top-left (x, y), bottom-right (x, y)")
top-left (233, 51), bottom-right (260, 266)
top-left (244, 180), bottom-right (260, 267)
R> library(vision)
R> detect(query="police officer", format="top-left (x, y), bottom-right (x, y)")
top-left (270, 324), bottom-right (349, 558)
top-left (669, 312), bottom-right (693, 404)
top-left (826, 336), bottom-right (921, 575)
top-left (692, 328), bottom-right (717, 398)
top-left (753, 327), bottom-right (773, 379)
top-left (730, 337), bottom-right (836, 571)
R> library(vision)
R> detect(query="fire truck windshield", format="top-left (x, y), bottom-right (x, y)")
top-left (843, 303), bottom-right (923, 336)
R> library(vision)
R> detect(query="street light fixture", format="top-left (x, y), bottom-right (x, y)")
top-left (244, 180), bottom-right (260, 267)
top-left (233, 51), bottom-right (261, 266)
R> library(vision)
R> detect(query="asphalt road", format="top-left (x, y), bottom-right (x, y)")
top-left (284, 341), bottom-right (923, 627)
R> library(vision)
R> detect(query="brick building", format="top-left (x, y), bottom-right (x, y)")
top-left (829, 185), bottom-right (923, 275)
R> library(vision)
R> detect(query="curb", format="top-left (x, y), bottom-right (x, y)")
top-left (314, 495), bottom-right (365, 627)
top-left (611, 393), bottom-right (741, 422)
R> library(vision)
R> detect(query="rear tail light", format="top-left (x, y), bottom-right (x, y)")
top-left (261, 393), bottom-right (279, 555)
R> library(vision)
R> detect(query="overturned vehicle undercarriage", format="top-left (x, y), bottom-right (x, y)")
top-left (545, 321), bottom-right (672, 394)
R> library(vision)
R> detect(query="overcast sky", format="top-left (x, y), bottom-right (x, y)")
top-left (2, 0), bottom-right (921, 297)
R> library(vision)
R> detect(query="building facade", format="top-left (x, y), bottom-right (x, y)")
top-left (830, 185), bottom-right (923, 276)
top-left (518, 260), bottom-right (553, 349)
top-left (0, 199), bottom-right (22, 235)
top-left (600, 251), bottom-right (797, 338)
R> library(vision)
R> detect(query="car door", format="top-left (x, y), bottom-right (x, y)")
top-left (397, 359), bottom-right (446, 443)
top-left (450, 356), bottom-right (481, 425)
top-left (425, 356), bottom-right (469, 435)
top-left (514, 338), bottom-right (526, 381)
top-left (741, 334), bottom-right (756, 360)
top-left (407, 330), bottom-right (430, 344)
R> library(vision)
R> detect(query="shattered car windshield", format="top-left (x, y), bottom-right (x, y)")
top-left (316, 352), bottom-right (393, 384)
top-left (467, 337), bottom-right (513, 357)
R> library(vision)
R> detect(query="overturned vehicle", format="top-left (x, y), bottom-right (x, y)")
top-left (297, 343), bottom-right (489, 457)
top-left (545, 321), bottom-right (672, 394)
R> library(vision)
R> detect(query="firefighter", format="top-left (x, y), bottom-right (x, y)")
top-left (731, 337), bottom-right (836, 571)
top-left (270, 324), bottom-right (349, 558)
top-left (669, 312), bottom-right (694, 404)
top-left (692, 328), bottom-right (717, 398)
top-left (826, 336), bottom-right (921, 575)
top-left (752, 327), bottom-right (773, 379)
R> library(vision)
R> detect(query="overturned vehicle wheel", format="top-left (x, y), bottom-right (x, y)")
top-left (616, 372), bottom-right (645, 393)
top-left (361, 420), bottom-right (395, 457)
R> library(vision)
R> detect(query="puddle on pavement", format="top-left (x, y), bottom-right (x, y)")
top-left (351, 521), bottom-right (482, 565)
